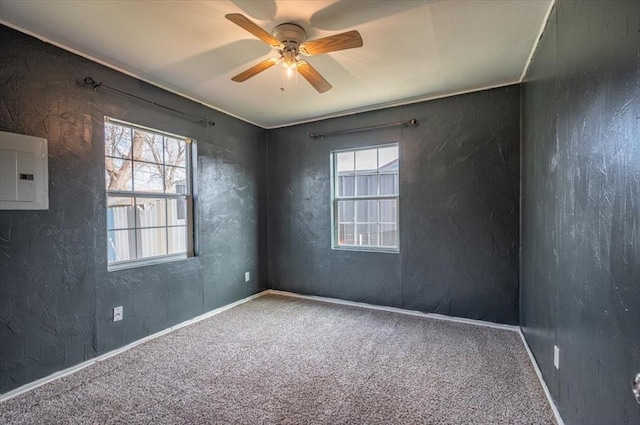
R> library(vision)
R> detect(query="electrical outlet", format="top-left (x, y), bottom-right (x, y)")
top-left (554, 345), bottom-right (560, 369)
top-left (245, 271), bottom-right (250, 282)
top-left (113, 306), bottom-right (123, 322)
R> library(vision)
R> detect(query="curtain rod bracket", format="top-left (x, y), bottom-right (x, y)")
top-left (78, 77), bottom-right (102, 91)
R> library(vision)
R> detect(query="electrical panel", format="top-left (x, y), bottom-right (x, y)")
top-left (0, 131), bottom-right (49, 210)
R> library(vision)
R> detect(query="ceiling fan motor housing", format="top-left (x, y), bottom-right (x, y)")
top-left (272, 23), bottom-right (307, 53)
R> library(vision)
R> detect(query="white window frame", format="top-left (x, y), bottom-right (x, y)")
top-left (331, 143), bottom-right (400, 253)
top-left (105, 117), bottom-right (195, 271)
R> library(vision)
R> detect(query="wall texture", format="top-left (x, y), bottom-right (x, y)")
top-left (0, 25), bottom-right (268, 393)
top-left (521, 1), bottom-right (640, 424)
top-left (268, 86), bottom-right (520, 324)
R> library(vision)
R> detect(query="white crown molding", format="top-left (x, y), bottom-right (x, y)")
top-left (519, 0), bottom-right (557, 82)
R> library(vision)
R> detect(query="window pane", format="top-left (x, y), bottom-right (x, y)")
top-left (336, 151), bottom-right (354, 173)
top-left (355, 149), bottom-right (377, 172)
top-left (165, 137), bottom-right (186, 168)
top-left (136, 198), bottom-right (166, 228)
top-left (336, 198), bottom-right (398, 249)
top-left (380, 173), bottom-right (399, 196)
top-left (338, 223), bottom-right (355, 245)
top-left (355, 200), bottom-right (378, 223)
top-left (168, 226), bottom-right (187, 254)
top-left (379, 199), bottom-right (397, 223)
top-left (165, 166), bottom-right (186, 194)
top-left (338, 175), bottom-right (355, 197)
top-left (136, 228), bottom-right (168, 259)
top-left (105, 158), bottom-right (132, 191)
top-left (378, 146), bottom-right (398, 172)
top-left (107, 197), bottom-right (134, 230)
top-left (355, 174), bottom-right (378, 196)
top-left (355, 223), bottom-right (379, 246)
top-left (168, 198), bottom-right (188, 225)
top-left (133, 161), bottom-right (164, 192)
top-left (108, 230), bottom-right (136, 263)
top-left (380, 223), bottom-right (398, 248)
top-left (337, 200), bottom-right (355, 223)
top-left (133, 129), bottom-right (163, 164)
top-left (105, 123), bottom-right (131, 159)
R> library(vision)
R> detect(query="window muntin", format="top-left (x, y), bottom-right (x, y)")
top-left (333, 144), bottom-right (399, 251)
top-left (105, 118), bottom-right (193, 268)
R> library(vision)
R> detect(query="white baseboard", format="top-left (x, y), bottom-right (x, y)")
top-left (518, 329), bottom-right (565, 425)
top-left (2, 286), bottom-right (561, 425)
top-left (269, 290), bottom-right (562, 423)
top-left (0, 290), bottom-right (270, 403)
top-left (265, 289), bottom-right (520, 332)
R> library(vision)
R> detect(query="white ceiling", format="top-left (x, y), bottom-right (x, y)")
top-left (0, 0), bottom-right (553, 129)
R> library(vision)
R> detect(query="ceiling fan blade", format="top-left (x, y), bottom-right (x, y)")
top-left (297, 61), bottom-right (332, 93)
top-left (225, 13), bottom-right (283, 49)
top-left (299, 30), bottom-right (363, 56)
top-left (231, 58), bottom-right (279, 82)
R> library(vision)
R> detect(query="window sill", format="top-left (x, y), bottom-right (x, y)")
top-left (332, 246), bottom-right (399, 254)
top-left (108, 253), bottom-right (189, 272)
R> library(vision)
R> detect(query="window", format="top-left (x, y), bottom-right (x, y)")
top-left (332, 144), bottom-right (399, 251)
top-left (104, 118), bottom-right (194, 269)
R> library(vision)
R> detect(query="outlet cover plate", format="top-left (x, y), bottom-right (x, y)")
top-left (554, 345), bottom-right (560, 369)
top-left (113, 306), bottom-right (123, 322)
top-left (245, 271), bottom-right (250, 282)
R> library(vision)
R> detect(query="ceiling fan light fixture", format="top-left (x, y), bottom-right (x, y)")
top-left (281, 50), bottom-right (300, 80)
top-left (281, 50), bottom-right (299, 68)
top-left (281, 50), bottom-right (296, 66)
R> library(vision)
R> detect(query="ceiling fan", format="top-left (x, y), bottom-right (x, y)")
top-left (225, 14), bottom-right (364, 93)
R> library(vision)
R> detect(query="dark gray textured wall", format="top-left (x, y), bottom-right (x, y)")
top-left (0, 25), bottom-right (268, 393)
top-left (268, 86), bottom-right (520, 324)
top-left (521, 1), bottom-right (640, 424)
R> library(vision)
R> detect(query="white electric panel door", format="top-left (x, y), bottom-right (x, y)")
top-left (0, 148), bottom-right (19, 201)
top-left (0, 131), bottom-right (48, 210)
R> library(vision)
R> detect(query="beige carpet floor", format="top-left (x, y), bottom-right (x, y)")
top-left (0, 294), bottom-right (555, 424)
